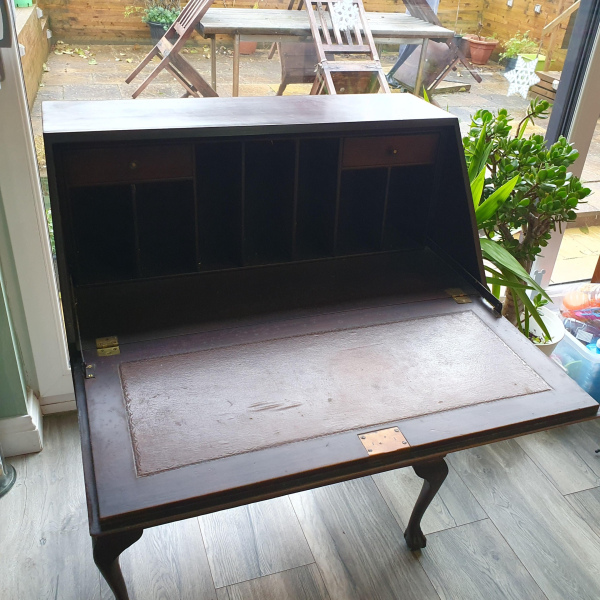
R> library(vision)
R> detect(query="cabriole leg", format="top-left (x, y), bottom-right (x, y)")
top-left (404, 457), bottom-right (448, 550)
top-left (93, 529), bottom-right (143, 600)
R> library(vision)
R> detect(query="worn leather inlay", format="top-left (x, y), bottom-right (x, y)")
top-left (120, 311), bottom-right (550, 476)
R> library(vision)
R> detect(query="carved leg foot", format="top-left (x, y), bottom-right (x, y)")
top-left (93, 529), bottom-right (143, 600)
top-left (404, 457), bottom-right (449, 551)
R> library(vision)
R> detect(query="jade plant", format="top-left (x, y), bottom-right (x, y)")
top-left (463, 98), bottom-right (591, 335)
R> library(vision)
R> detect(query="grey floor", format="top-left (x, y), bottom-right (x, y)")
top-left (3, 413), bottom-right (600, 600)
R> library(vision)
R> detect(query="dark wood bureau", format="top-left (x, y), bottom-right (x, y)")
top-left (43, 94), bottom-right (598, 600)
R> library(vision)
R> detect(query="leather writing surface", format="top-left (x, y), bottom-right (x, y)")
top-left (120, 311), bottom-right (550, 476)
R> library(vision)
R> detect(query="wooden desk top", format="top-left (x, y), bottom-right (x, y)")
top-left (198, 8), bottom-right (454, 39)
top-left (42, 93), bottom-right (454, 139)
top-left (81, 297), bottom-right (597, 531)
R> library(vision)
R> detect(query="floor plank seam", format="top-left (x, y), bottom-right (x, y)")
top-left (425, 515), bottom-right (490, 536)
top-left (516, 432), bottom-right (600, 497)
top-left (446, 454), bottom-right (489, 520)
top-left (288, 496), bottom-right (336, 599)
top-left (286, 493), bottom-right (321, 567)
top-left (215, 562), bottom-right (320, 590)
top-left (365, 475), bottom-right (443, 599)
top-left (467, 517), bottom-right (552, 600)
top-left (451, 449), bottom-right (590, 600)
top-left (563, 483), bottom-right (600, 497)
top-left (195, 515), bottom-right (221, 595)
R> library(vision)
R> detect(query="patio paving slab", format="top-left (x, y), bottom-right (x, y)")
top-left (62, 84), bottom-right (123, 100)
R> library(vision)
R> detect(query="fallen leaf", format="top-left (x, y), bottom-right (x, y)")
top-left (126, 58), bottom-right (133, 63)
top-left (115, 57), bottom-right (121, 61)
top-left (42, 63), bottom-right (50, 72)
top-left (133, 44), bottom-right (141, 50)
top-left (120, 52), bottom-right (126, 56)
top-left (39, 83), bottom-right (45, 87)
top-left (54, 50), bottom-right (63, 55)
top-left (56, 40), bottom-right (64, 44)
top-left (88, 59), bottom-right (98, 65)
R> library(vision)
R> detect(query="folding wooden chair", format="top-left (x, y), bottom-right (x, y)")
top-left (304, 0), bottom-right (391, 95)
top-left (126, 0), bottom-right (218, 99)
top-left (396, 0), bottom-right (482, 86)
top-left (267, 0), bottom-right (326, 96)
top-left (388, 40), bottom-right (466, 95)
top-left (275, 41), bottom-right (322, 96)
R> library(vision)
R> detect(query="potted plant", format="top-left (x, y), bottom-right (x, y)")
top-left (467, 23), bottom-right (499, 65)
top-left (526, 294), bottom-right (566, 355)
top-left (125, 0), bottom-right (181, 44)
top-left (464, 99), bottom-right (591, 349)
top-left (499, 31), bottom-right (542, 71)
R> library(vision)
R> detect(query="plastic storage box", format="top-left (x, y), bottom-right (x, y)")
top-left (552, 330), bottom-right (600, 403)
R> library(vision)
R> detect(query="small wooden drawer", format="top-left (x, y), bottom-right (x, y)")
top-left (342, 134), bottom-right (438, 169)
top-left (63, 144), bottom-right (193, 186)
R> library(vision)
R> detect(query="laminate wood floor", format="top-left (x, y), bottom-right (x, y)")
top-left (2, 412), bottom-right (600, 600)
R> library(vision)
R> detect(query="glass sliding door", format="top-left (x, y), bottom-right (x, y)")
top-left (0, 0), bottom-right (73, 412)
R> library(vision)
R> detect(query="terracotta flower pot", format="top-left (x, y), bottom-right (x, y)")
top-left (461, 34), bottom-right (475, 59)
top-left (469, 37), bottom-right (499, 65)
top-left (239, 41), bottom-right (258, 55)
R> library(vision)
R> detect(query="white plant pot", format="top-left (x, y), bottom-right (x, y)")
top-left (530, 306), bottom-right (565, 357)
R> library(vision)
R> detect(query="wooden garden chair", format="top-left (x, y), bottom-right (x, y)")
top-left (268, 0), bottom-right (322, 96)
top-left (126, 0), bottom-right (218, 99)
top-left (388, 40), bottom-right (466, 95)
top-left (305, 0), bottom-right (391, 95)
top-left (394, 0), bottom-right (482, 87)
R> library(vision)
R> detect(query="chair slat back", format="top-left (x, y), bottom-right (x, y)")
top-left (164, 0), bottom-right (215, 45)
top-left (306, 0), bottom-right (377, 57)
top-left (402, 0), bottom-right (441, 26)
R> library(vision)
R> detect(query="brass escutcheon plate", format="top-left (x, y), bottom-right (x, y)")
top-left (359, 427), bottom-right (410, 456)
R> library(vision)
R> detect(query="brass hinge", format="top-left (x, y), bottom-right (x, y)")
top-left (359, 427), bottom-right (410, 456)
top-left (96, 336), bottom-right (120, 357)
top-left (445, 288), bottom-right (472, 304)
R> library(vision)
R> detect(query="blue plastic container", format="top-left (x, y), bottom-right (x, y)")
top-left (552, 330), bottom-right (600, 403)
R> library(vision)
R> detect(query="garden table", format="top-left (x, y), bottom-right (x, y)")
top-left (197, 8), bottom-right (454, 96)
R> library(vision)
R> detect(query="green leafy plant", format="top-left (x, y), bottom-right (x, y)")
top-left (125, 0), bottom-right (180, 30)
top-left (521, 293), bottom-right (551, 344)
top-left (45, 208), bottom-right (55, 255)
top-left (464, 98), bottom-right (591, 336)
top-left (470, 166), bottom-right (552, 339)
top-left (499, 31), bottom-right (539, 61)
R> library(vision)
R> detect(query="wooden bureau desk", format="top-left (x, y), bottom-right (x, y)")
top-left (43, 94), bottom-right (598, 600)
